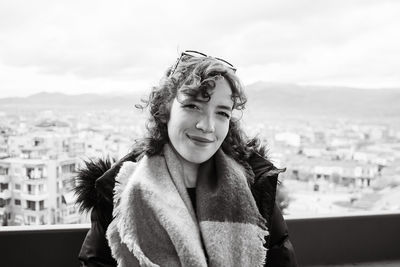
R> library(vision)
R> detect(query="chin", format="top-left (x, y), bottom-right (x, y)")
top-left (186, 155), bottom-right (210, 164)
top-left (183, 151), bottom-right (214, 164)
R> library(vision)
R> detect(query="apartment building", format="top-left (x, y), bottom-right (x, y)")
top-left (0, 150), bottom-right (84, 226)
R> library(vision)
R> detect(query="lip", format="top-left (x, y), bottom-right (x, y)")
top-left (186, 134), bottom-right (214, 146)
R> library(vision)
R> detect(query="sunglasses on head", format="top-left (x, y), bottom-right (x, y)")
top-left (169, 50), bottom-right (237, 77)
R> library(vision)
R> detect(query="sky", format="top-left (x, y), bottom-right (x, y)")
top-left (0, 0), bottom-right (399, 98)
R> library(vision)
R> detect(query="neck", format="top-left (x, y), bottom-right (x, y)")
top-left (181, 159), bottom-right (199, 188)
top-left (168, 142), bottom-right (200, 187)
top-left (169, 144), bottom-right (199, 188)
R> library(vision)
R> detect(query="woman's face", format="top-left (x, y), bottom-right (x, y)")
top-left (167, 78), bottom-right (233, 165)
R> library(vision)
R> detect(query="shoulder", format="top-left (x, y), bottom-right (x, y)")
top-left (74, 157), bottom-right (114, 213)
top-left (247, 145), bottom-right (286, 228)
top-left (74, 150), bottom-right (141, 213)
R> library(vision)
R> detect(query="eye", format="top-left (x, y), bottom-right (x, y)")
top-left (182, 104), bottom-right (200, 110)
top-left (217, 111), bottom-right (231, 119)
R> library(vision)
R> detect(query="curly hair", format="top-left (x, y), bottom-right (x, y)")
top-left (133, 53), bottom-right (262, 168)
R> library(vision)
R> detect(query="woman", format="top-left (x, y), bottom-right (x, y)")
top-left (75, 50), bottom-right (298, 266)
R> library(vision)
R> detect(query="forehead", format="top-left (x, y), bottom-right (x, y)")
top-left (175, 76), bottom-right (235, 109)
top-left (209, 78), bottom-right (233, 105)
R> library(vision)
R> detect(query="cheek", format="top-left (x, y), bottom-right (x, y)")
top-left (166, 100), bottom-right (180, 129)
top-left (218, 122), bottom-right (230, 142)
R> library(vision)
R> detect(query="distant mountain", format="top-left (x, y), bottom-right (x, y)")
top-left (244, 82), bottom-right (400, 119)
top-left (0, 91), bottom-right (145, 109)
top-left (1, 83), bottom-right (400, 119)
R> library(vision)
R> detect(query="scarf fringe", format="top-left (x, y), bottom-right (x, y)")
top-left (107, 161), bottom-right (159, 267)
top-left (259, 229), bottom-right (269, 267)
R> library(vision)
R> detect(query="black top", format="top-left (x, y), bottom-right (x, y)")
top-left (187, 187), bottom-right (210, 262)
top-left (187, 187), bottom-right (196, 213)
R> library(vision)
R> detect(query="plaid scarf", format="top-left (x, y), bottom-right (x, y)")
top-left (106, 144), bottom-right (268, 266)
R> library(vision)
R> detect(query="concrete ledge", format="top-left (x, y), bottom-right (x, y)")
top-left (286, 212), bottom-right (400, 266)
top-left (1, 212), bottom-right (400, 267)
top-left (0, 224), bottom-right (89, 267)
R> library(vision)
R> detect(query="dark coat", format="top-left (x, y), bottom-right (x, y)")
top-left (75, 149), bottom-right (298, 267)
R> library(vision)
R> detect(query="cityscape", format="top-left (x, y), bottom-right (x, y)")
top-left (246, 117), bottom-right (400, 216)
top-left (1, 88), bottom-right (400, 226)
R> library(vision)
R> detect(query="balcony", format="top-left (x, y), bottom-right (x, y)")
top-left (0, 174), bottom-right (10, 183)
top-left (24, 176), bottom-right (47, 184)
top-left (60, 172), bottom-right (75, 180)
top-left (23, 207), bottom-right (48, 216)
top-left (0, 212), bottom-right (399, 267)
top-left (21, 191), bottom-right (49, 201)
top-left (0, 189), bottom-right (11, 199)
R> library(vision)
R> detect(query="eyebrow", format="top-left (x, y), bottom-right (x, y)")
top-left (190, 99), bottom-right (233, 111)
top-left (216, 104), bottom-right (233, 111)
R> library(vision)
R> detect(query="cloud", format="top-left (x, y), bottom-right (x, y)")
top-left (0, 0), bottom-right (399, 97)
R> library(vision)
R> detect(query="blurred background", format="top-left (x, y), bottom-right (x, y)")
top-left (1, 0), bottom-right (400, 226)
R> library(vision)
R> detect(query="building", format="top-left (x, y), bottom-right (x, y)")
top-left (0, 153), bottom-right (84, 226)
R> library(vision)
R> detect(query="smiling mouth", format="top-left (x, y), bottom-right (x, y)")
top-left (186, 134), bottom-right (214, 145)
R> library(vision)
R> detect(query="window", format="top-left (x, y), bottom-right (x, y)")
top-left (61, 163), bottom-right (75, 174)
top-left (0, 198), bottom-right (11, 206)
top-left (57, 181), bottom-right (62, 193)
top-left (26, 200), bottom-right (35, 211)
top-left (26, 167), bottom-right (34, 179)
top-left (27, 184), bottom-right (34, 194)
top-left (39, 215), bottom-right (46, 224)
top-left (68, 206), bottom-right (76, 215)
top-left (14, 183), bottom-right (21, 190)
top-left (38, 167), bottom-right (43, 177)
top-left (27, 215), bottom-right (36, 224)
top-left (15, 199), bottom-right (21, 205)
top-left (62, 179), bottom-right (74, 190)
top-left (0, 183), bottom-right (9, 191)
top-left (0, 167), bottom-right (8, 175)
top-left (0, 199), bottom-right (5, 208)
top-left (39, 200), bottom-right (45, 210)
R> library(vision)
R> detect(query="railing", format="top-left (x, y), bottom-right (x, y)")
top-left (0, 189), bottom-right (11, 199)
top-left (24, 176), bottom-right (47, 183)
top-left (23, 207), bottom-right (48, 216)
top-left (0, 174), bottom-right (10, 183)
top-left (21, 191), bottom-right (49, 201)
top-left (0, 211), bottom-right (400, 267)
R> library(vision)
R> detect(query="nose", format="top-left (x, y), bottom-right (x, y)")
top-left (196, 114), bottom-right (215, 133)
